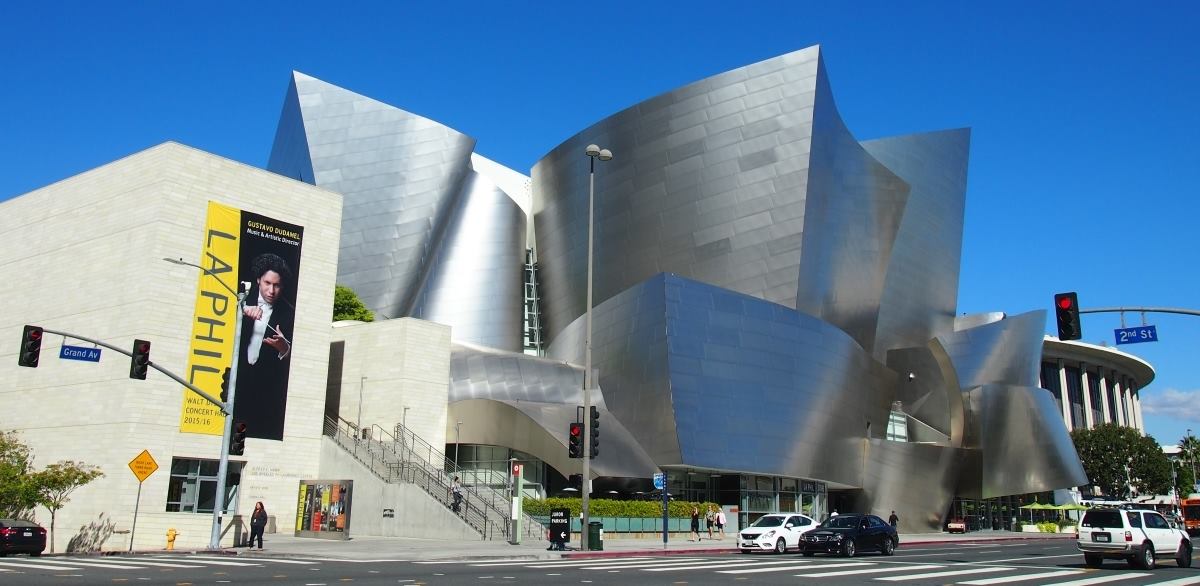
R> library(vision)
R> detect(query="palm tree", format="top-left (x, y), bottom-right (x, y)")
top-left (1181, 433), bottom-right (1200, 497)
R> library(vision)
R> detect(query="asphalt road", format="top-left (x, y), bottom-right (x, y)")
top-left (0, 539), bottom-right (1196, 585)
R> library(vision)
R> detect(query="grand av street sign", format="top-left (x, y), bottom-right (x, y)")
top-left (59, 344), bottom-right (101, 362)
top-left (1114, 325), bottom-right (1158, 345)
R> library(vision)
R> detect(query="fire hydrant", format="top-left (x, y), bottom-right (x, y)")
top-left (166, 528), bottom-right (178, 550)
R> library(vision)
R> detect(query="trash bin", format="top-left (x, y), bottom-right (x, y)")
top-left (587, 521), bottom-right (603, 551)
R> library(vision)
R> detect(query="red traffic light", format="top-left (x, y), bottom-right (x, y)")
top-left (570, 423), bottom-right (582, 436)
top-left (1057, 296), bottom-right (1073, 310)
top-left (235, 422), bottom-right (248, 433)
top-left (28, 329), bottom-right (41, 341)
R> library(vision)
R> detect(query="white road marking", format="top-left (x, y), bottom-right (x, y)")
top-left (875, 566), bottom-right (1015, 581)
top-left (720, 561), bottom-right (870, 574)
top-left (793, 563), bottom-right (943, 577)
top-left (960, 570), bottom-right (1088, 585)
top-left (642, 559), bottom-right (822, 571)
top-left (1038, 573), bottom-right (1152, 586)
top-left (0, 560), bottom-right (83, 571)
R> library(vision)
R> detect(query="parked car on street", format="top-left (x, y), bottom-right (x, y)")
top-left (946, 518), bottom-right (967, 533)
top-left (738, 513), bottom-right (817, 554)
top-left (1077, 507), bottom-right (1192, 569)
top-left (0, 518), bottom-right (47, 556)
top-left (799, 513), bottom-right (898, 557)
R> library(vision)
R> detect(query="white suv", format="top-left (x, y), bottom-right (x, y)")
top-left (1077, 507), bottom-right (1193, 569)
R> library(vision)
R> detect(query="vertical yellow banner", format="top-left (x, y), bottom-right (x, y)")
top-left (179, 202), bottom-right (241, 435)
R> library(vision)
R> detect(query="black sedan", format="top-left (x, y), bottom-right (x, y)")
top-left (799, 514), bottom-right (898, 557)
top-left (0, 518), bottom-right (47, 556)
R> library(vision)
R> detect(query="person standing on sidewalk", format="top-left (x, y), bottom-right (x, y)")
top-left (690, 506), bottom-right (701, 541)
top-left (705, 505), bottom-right (715, 540)
top-left (888, 510), bottom-right (899, 529)
top-left (249, 502), bottom-right (268, 549)
top-left (715, 508), bottom-right (726, 540)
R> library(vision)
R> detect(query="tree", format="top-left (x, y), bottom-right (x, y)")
top-left (1071, 423), bottom-right (1171, 498)
top-left (1177, 434), bottom-right (1200, 497)
top-left (333, 284), bottom-right (374, 322)
top-left (0, 431), bottom-right (39, 517)
top-left (34, 461), bottom-right (104, 553)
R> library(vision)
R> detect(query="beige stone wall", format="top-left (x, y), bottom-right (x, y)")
top-left (0, 142), bottom-right (342, 552)
top-left (330, 318), bottom-right (451, 451)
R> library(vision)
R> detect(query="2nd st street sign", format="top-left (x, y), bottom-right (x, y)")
top-left (1114, 325), bottom-right (1158, 345)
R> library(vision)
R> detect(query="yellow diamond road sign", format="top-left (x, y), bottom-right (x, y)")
top-left (128, 450), bottom-right (158, 483)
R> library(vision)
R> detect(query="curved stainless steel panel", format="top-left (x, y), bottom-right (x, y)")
top-left (267, 71), bottom-right (477, 319)
top-left (411, 170), bottom-right (527, 351)
top-left (938, 310), bottom-right (1047, 389)
top-left (531, 46), bottom-right (826, 347)
top-left (268, 72), bottom-right (528, 349)
top-left (863, 129), bottom-right (971, 358)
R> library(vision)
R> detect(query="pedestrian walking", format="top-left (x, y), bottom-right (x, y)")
top-left (450, 476), bottom-right (463, 513)
top-left (690, 506), bottom-right (701, 541)
top-left (888, 510), bottom-right (899, 529)
top-left (249, 501), bottom-right (268, 549)
top-left (716, 508), bottom-right (726, 540)
top-left (705, 505), bottom-right (715, 540)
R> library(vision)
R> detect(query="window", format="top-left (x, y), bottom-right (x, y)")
top-left (1145, 513), bottom-right (1169, 529)
top-left (1126, 511), bottom-right (1142, 528)
top-left (166, 458), bottom-right (241, 514)
top-left (1041, 363), bottom-right (1063, 415)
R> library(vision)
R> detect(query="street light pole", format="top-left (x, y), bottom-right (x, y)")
top-left (357, 377), bottom-right (367, 439)
top-left (581, 143), bottom-right (612, 551)
top-left (163, 257), bottom-right (246, 550)
top-left (455, 420), bottom-right (463, 469)
top-left (1190, 429), bottom-right (1198, 496)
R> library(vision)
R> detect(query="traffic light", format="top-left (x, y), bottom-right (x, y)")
top-left (230, 422), bottom-right (247, 456)
top-left (219, 367), bottom-right (231, 403)
top-left (568, 473), bottom-right (583, 489)
top-left (18, 325), bottom-right (43, 368)
top-left (129, 339), bottom-right (151, 380)
top-left (1054, 292), bottom-right (1081, 341)
top-left (589, 405), bottom-right (600, 459)
top-left (568, 422), bottom-right (583, 458)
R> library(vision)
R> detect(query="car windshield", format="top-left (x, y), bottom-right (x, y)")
top-left (750, 516), bottom-right (786, 528)
top-left (820, 516), bottom-right (861, 529)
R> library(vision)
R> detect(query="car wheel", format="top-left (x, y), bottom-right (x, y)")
top-left (881, 538), bottom-right (895, 556)
top-left (842, 538), bottom-right (856, 557)
top-left (1177, 541), bottom-right (1193, 568)
top-left (1138, 542), bottom-right (1156, 570)
top-left (1084, 553), bottom-right (1103, 568)
top-left (774, 538), bottom-right (787, 554)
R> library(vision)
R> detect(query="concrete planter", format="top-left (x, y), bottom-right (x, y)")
top-left (1021, 525), bottom-right (1041, 533)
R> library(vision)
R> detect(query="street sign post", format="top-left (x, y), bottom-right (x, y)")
top-left (127, 450), bottom-right (159, 552)
top-left (653, 472), bottom-right (665, 490)
top-left (1114, 325), bottom-right (1158, 345)
top-left (658, 471), bottom-right (669, 546)
top-left (59, 345), bottom-right (101, 362)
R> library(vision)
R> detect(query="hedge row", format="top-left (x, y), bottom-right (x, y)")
top-left (522, 497), bottom-right (720, 518)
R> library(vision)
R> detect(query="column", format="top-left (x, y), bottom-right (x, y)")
top-left (1056, 359), bottom-right (1072, 431)
top-left (1080, 364), bottom-right (1094, 429)
top-left (1131, 386), bottom-right (1144, 433)
top-left (1098, 374), bottom-right (1112, 424)
top-left (1112, 373), bottom-right (1126, 427)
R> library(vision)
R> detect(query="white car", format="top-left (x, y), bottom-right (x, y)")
top-left (1077, 507), bottom-right (1193, 569)
top-left (739, 513), bottom-right (817, 554)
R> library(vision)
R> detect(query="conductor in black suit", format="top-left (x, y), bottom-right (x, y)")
top-left (233, 252), bottom-right (295, 441)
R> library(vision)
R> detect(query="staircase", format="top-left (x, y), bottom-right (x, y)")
top-left (323, 416), bottom-right (546, 542)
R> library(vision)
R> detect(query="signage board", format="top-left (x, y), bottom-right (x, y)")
top-left (128, 450), bottom-right (158, 483)
top-left (549, 507), bottom-right (571, 545)
top-left (653, 472), bottom-right (665, 490)
top-left (60, 345), bottom-right (101, 362)
top-left (1115, 325), bottom-right (1158, 345)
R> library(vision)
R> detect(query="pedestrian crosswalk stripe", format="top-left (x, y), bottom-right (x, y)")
top-left (526, 558), bottom-right (709, 569)
top-left (1139, 577), bottom-right (1200, 586)
top-left (0, 559), bottom-right (82, 571)
top-left (471, 557), bottom-right (660, 567)
top-left (719, 561), bottom-right (869, 574)
top-left (875, 566), bottom-right (1015, 581)
top-left (88, 557), bottom-right (203, 568)
top-left (1036, 573), bottom-right (1152, 586)
top-left (642, 559), bottom-right (822, 572)
top-left (29, 559), bottom-right (149, 569)
top-left (959, 570), bottom-right (1088, 585)
top-left (177, 554), bottom-right (317, 565)
top-left (793, 563), bottom-right (943, 577)
top-left (577, 558), bottom-right (733, 570)
top-left (143, 556), bottom-right (259, 566)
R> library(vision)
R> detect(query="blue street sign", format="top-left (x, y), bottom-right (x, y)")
top-left (1114, 325), bottom-right (1158, 345)
top-left (59, 345), bottom-right (102, 362)
top-left (653, 472), bottom-right (665, 490)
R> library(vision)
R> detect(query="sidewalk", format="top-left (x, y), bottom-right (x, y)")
top-left (182, 530), bottom-right (1075, 562)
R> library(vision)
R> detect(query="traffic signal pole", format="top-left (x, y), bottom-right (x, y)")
top-left (24, 328), bottom-right (228, 414)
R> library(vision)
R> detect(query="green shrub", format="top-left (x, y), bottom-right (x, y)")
top-left (1014, 520), bottom-right (1025, 531)
top-left (523, 498), bottom-right (719, 518)
top-left (1036, 522), bottom-right (1058, 533)
top-left (1058, 518), bottom-right (1077, 529)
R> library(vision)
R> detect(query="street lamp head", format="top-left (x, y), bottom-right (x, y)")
top-left (162, 257), bottom-right (186, 265)
top-left (586, 144), bottom-right (601, 157)
top-left (598, 148), bottom-right (613, 161)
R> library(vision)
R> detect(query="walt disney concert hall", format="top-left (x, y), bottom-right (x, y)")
top-left (267, 45), bottom-right (1086, 530)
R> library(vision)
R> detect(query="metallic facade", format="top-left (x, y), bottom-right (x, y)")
top-left (270, 46), bottom-right (1088, 531)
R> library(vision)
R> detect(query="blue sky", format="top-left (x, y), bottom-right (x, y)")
top-left (3, 2), bottom-right (1198, 446)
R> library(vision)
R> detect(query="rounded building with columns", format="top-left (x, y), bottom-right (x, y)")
top-left (1040, 336), bottom-right (1152, 434)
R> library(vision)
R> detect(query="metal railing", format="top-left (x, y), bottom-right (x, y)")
top-left (321, 416), bottom-right (544, 541)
